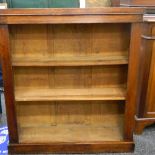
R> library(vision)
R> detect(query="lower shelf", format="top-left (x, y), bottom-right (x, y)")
top-left (18, 123), bottom-right (124, 143)
top-left (15, 86), bottom-right (126, 101)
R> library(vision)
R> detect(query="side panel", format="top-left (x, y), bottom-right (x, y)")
top-left (137, 23), bottom-right (155, 118)
top-left (0, 25), bottom-right (18, 143)
top-left (145, 24), bottom-right (155, 118)
top-left (125, 23), bottom-right (143, 140)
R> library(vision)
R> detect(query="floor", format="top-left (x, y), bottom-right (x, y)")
top-left (0, 93), bottom-right (155, 155)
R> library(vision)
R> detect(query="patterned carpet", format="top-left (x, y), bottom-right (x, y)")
top-left (0, 93), bottom-right (155, 155)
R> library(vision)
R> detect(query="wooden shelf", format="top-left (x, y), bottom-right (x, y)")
top-left (19, 123), bottom-right (124, 143)
top-left (12, 53), bottom-right (128, 66)
top-left (15, 86), bottom-right (126, 101)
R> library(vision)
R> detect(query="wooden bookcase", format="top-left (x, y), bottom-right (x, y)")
top-left (0, 8), bottom-right (144, 153)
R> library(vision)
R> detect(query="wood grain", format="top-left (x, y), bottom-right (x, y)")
top-left (16, 101), bottom-right (124, 143)
top-left (121, 0), bottom-right (155, 6)
top-left (15, 87), bottom-right (126, 101)
top-left (19, 124), bottom-right (123, 143)
top-left (137, 24), bottom-right (154, 118)
top-left (135, 116), bottom-right (155, 134)
top-left (124, 23), bottom-right (143, 140)
top-left (8, 142), bottom-right (134, 154)
top-left (12, 54), bottom-right (128, 66)
top-left (0, 8), bottom-right (144, 15)
top-left (13, 66), bottom-right (127, 88)
top-left (145, 28), bottom-right (155, 117)
top-left (0, 25), bottom-right (18, 143)
top-left (85, 0), bottom-right (111, 7)
top-left (0, 7), bottom-right (146, 153)
top-left (10, 24), bottom-right (130, 65)
top-left (0, 8), bottom-right (144, 24)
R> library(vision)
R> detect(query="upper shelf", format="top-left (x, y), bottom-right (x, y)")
top-left (12, 52), bottom-right (128, 66)
top-left (0, 8), bottom-right (144, 24)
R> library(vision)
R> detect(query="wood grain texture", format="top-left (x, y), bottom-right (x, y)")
top-left (19, 124), bottom-right (123, 143)
top-left (16, 101), bottom-right (124, 126)
top-left (10, 24), bottom-right (130, 66)
top-left (13, 65), bottom-right (127, 101)
top-left (16, 101), bottom-right (124, 142)
top-left (137, 24), bottom-right (154, 118)
top-left (8, 142), bottom-right (134, 154)
top-left (124, 23), bottom-right (143, 140)
top-left (120, 0), bottom-right (155, 6)
top-left (2, 15), bottom-right (143, 24)
top-left (85, 0), bottom-right (111, 7)
top-left (111, 0), bottom-right (120, 6)
top-left (0, 8), bottom-right (144, 15)
top-left (13, 66), bottom-right (127, 88)
top-left (0, 8), bottom-right (144, 24)
top-left (85, 0), bottom-right (120, 7)
top-left (15, 87), bottom-right (126, 101)
top-left (16, 102), bottom-right (56, 127)
top-left (145, 27), bottom-right (155, 118)
top-left (1, 7), bottom-right (146, 153)
top-left (135, 116), bottom-right (155, 135)
top-left (12, 54), bottom-right (128, 66)
top-left (0, 25), bottom-right (18, 143)
top-left (134, 21), bottom-right (155, 134)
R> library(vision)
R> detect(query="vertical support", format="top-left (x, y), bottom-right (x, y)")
top-left (137, 23), bottom-right (154, 118)
top-left (0, 25), bottom-right (18, 143)
top-left (124, 23), bottom-right (143, 140)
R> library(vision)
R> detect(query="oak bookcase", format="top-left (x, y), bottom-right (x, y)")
top-left (0, 6), bottom-right (145, 153)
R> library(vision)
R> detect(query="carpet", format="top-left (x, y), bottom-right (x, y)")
top-left (0, 126), bottom-right (8, 154)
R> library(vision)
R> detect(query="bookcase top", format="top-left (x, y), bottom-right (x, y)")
top-left (0, 8), bottom-right (144, 24)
